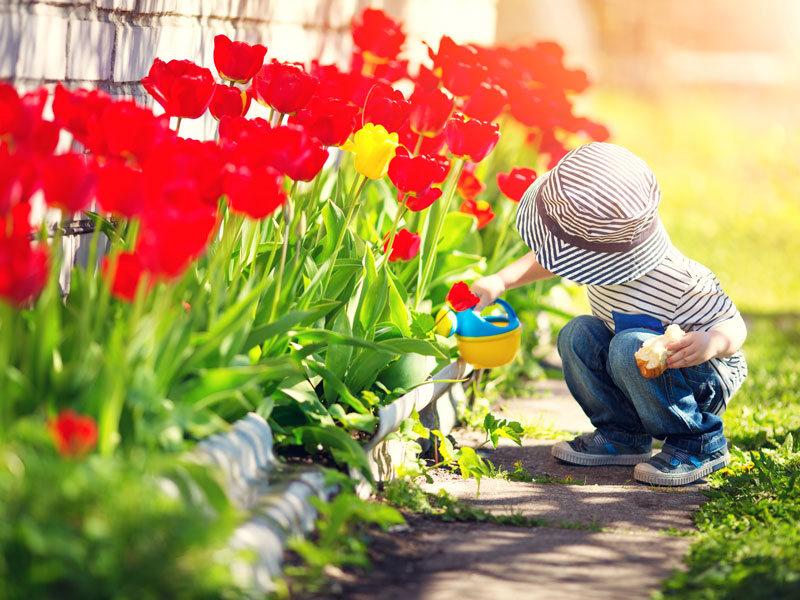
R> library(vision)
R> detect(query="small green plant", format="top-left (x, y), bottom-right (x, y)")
top-left (499, 460), bottom-right (586, 485)
top-left (382, 478), bottom-right (597, 530)
top-left (280, 488), bottom-right (404, 597)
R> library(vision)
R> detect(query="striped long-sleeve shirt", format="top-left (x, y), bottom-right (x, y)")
top-left (585, 244), bottom-right (747, 403)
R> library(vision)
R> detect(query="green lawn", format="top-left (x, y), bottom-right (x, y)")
top-left (584, 87), bottom-right (800, 314)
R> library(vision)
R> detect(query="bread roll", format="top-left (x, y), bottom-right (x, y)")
top-left (634, 324), bottom-right (685, 378)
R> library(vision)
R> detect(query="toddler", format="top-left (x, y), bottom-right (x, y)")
top-left (471, 142), bottom-right (747, 486)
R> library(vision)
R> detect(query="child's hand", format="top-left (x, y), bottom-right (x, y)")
top-left (666, 331), bottom-right (717, 369)
top-left (471, 274), bottom-right (506, 311)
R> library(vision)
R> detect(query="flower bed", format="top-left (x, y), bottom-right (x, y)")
top-left (0, 7), bottom-right (607, 594)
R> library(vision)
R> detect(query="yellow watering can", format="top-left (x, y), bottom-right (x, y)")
top-left (435, 298), bottom-right (521, 369)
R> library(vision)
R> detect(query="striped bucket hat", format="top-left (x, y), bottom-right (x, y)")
top-left (516, 142), bottom-right (672, 285)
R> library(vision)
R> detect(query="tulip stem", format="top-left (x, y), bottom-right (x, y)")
top-left (415, 158), bottom-right (464, 310)
top-left (413, 133), bottom-right (424, 156)
top-left (270, 197), bottom-right (293, 321)
top-left (380, 194), bottom-right (408, 270)
top-left (488, 201), bottom-right (516, 274)
top-left (322, 174), bottom-right (367, 295)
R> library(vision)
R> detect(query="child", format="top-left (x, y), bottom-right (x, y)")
top-left (471, 142), bottom-right (747, 486)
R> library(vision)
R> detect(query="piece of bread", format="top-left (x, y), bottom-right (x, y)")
top-left (634, 324), bottom-right (685, 378)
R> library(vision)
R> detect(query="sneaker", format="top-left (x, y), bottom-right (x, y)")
top-left (551, 431), bottom-right (653, 466)
top-left (633, 446), bottom-right (730, 486)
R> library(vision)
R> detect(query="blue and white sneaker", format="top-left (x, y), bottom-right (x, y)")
top-left (551, 431), bottom-right (653, 466)
top-left (634, 446), bottom-right (730, 486)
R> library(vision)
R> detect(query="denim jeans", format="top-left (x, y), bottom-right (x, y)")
top-left (557, 315), bottom-right (727, 455)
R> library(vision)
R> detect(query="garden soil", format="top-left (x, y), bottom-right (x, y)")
top-left (320, 380), bottom-right (707, 600)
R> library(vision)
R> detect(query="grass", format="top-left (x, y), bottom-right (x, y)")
top-left (654, 315), bottom-right (800, 598)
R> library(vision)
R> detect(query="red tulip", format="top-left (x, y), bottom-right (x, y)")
top-left (426, 153), bottom-right (451, 182)
top-left (383, 228), bottom-right (420, 262)
top-left (444, 113), bottom-right (500, 163)
top-left (213, 34), bottom-right (267, 83)
top-left (507, 83), bottom-right (571, 130)
top-left (415, 65), bottom-right (441, 93)
top-left (209, 84), bottom-right (250, 120)
top-left (224, 164), bottom-right (287, 219)
top-left (456, 167), bottom-right (485, 202)
top-left (446, 281), bottom-right (480, 311)
top-left (310, 60), bottom-right (362, 104)
top-left (362, 83), bottom-right (410, 133)
top-left (388, 151), bottom-right (443, 196)
top-left (288, 96), bottom-right (359, 147)
top-left (351, 8), bottom-right (406, 65)
top-left (48, 410), bottom-right (98, 458)
top-left (42, 153), bottom-right (97, 213)
top-left (569, 116), bottom-right (611, 142)
top-left (97, 160), bottom-right (146, 218)
top-left (101, 251), bottom-right (149, 302)
top-left (537, 129), bottom-right (570, 169)
top-left (0, 82), bottom-right (21, 139)
top-left (0, 203), bottom-right (49, 307)
top-left (442, 61), bottom-right (488, 98)
top-left (137, 200), bottom-right (217, 279)
top-left (427, 36), bottom-right (476, 74)
top-left (350, 52), bottom-right (409, 83)
top-left (87, 99), bottom-right (171, 162)
top-left (404, 186), bottom-right (442, 212)
top-left (142, 58), bottom-right (215, 119)
top-left (497, 167), bottom-right (537, 203)
top-left (251, 60), bottom-right (317, 115)
top-left (0, 149), bottom-right (38, 213)
top-left (52, 84), bottom-right (112, 146)
top-left (399, 124), bottom-right (447, 156)
top-left (139, 138), bottom-right (225, 213)
top-left (460, 198), bottom-right (495, 229)
top-left (461, 82), bottom-right (507, 122)
top-left (408, 87), bottom-right (453, 137)
top-left (253, 124), bottom-right (328, 182)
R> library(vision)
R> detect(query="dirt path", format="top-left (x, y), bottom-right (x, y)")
top-left (329, 380), bottom-right (706, 600)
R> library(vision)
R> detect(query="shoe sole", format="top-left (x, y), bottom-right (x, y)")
top-left (551, 441), bottom-right (653, 466)
top-left (633, 452), bottom-right (730, 486)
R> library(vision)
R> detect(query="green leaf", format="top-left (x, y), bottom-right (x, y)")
top-left (244, 301), bottom-right (341, 349)
top-left (432, 430), bottom-right (457, 464)
top-left (175, 358), bottom-right (302, 406)
top-left (321, 200), bottom-right (346, 261)
top-left (305, 360), bottom-right (369, 414)
top-left (328, 404), bottom-right (379, 433)
top-left (438, 212), bottom-right (478, 253)
top-left (358, 267), bottom-right (388, 333)
top-left (325, 310), bottom-right (354, 404)
top-left (376, 337), bottom-right (447, 359)
top-left (385, 272), bottom-right (412, 337)
top-left (457, 446), bottom-right (491, 483)
top-left (292, 425), bottom-right (373, 481)
top-left (343, 348), bottom-right (395, 393)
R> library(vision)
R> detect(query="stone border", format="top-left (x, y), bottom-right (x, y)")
top-left (193, 361), bottom-right (471, 590)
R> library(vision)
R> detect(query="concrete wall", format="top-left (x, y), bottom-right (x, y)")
top-left (1, 0), bottom-right (497, 140)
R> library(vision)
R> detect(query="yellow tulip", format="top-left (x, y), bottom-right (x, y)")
top-left (340, 123), bottom-right (399, 180)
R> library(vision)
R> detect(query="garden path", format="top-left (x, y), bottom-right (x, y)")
top-left (335, 380), bottom-right (706, 600)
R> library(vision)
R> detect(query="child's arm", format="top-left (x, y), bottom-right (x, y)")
top-left (471, 251), bottom-right (555, 310)
top-left (666, 313), bottom-right (748, 369)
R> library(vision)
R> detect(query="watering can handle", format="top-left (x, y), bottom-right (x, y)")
top-left (492, 298), bottom-right (519, 328)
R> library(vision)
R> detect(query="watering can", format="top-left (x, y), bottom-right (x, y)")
top-left (434, 298), bottom-right (521, 369)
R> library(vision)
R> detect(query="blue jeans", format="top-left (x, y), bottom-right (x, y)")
top-left (557, 315), bottom-right (727, 455)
